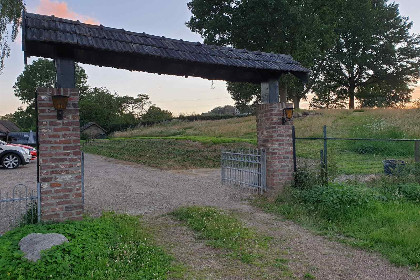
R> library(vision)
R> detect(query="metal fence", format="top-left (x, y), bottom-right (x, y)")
top-left (0, 184), bottom-right (40, 235)
top-left (294, 125), bottom-right (420, 184)
top-left (221, 148), bottom-right (266, 192)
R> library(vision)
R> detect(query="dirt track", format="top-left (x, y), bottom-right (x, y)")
top-left (0, 154), bottom-right (418, 279)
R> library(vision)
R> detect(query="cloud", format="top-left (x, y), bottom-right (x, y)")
top-left (35, 0), bottom-right (99, 25)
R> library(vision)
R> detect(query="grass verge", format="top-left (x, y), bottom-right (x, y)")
top-left (82, 139), bottom-right (254, 169)
top-left (254, 183), bottom-right (420, 269)
top-left (171, 206), bottom-right (269, 264)
top-left (0, 213), bottom-right (174, 280)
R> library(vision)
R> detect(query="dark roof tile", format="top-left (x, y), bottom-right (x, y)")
top-left (23, 12), bottom-right (309, 83)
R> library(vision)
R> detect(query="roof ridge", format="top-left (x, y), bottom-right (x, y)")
top-left (25, 12), bottom-right (298, 65)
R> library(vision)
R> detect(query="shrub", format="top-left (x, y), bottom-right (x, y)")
top-left (296, 184), bottom-right (377, 221)
top-left (293, 167), bottom-right (325, 189)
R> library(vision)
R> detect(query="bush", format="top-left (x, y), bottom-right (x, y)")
top-left (293, 167), bottom-right (325, 189)
top-left (377, 183), bottom-right (420, 203)
top-left (296, 184), bottom-right (377, 221)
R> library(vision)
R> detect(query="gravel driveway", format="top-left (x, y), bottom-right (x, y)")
top-left (83, 154), bottom-right (251, 216)
top-left (0, 153), bottom-right (418, 279)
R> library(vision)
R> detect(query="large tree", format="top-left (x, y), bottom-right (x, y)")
top-left (0, 0), bottom-right (25, 73)
top-left (186, 0), bottom-right (336, 109)
top-left (12, 58), bottom-right (88, 130)
top-left (315, 0), bottom-right (420, 109)
top-left (79, 88), bottom-right (150, 131)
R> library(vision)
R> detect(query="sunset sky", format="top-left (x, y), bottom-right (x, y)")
top-left (0, 0), bottom-right (419, 116)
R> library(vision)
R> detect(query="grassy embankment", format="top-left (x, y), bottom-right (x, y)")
top-left (84, 108), bottom-right (420, 173)
top-left (0, 213), bottom-right (175, 280)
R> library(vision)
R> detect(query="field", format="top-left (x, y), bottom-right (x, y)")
top-left (88, 108), bottom-right (420, 175)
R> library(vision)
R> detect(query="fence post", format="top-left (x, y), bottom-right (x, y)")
top-left (37, 182), bottom-right (41, 223)
top-left (415, 141), bottom-right (420, 163)
top-left (261, 149), bottom-right (267, 192)
top-left (323, 125), bottom-right (328, 181)
top-left (81, 152), bottom-right (85, 208)
top-left (292, 126), bottom-right (297, 173)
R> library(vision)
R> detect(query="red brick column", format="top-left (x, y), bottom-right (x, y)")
top-left (37, 88), bottom-right (83, 221)
top-left (257, 103), bottom-right (294, 196)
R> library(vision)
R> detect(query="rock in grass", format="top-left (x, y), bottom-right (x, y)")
top-left (19, 233), bottom-right (68, 261)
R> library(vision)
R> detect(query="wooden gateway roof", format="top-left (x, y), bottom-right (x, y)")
top-left (22, 12), bottom-right (309, 83)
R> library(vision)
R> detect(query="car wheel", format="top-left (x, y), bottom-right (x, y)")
top-left (1, 153), bottom-right (21, 169)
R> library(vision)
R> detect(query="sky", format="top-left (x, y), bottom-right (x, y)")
top-left (0, 0), bottom-right (419, 116)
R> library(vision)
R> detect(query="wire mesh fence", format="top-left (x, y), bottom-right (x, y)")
top-left (221, 148), bottom-right (266, 192)
top-left (0, 184), bottom-right (39, 235)
top-left (294, 125), bottom-right (420, 185)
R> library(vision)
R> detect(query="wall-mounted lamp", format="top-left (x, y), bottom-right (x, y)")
top-left (282, 107), bottom-right (294, 124)
top-left (52, 95), bottom-right (69, 120)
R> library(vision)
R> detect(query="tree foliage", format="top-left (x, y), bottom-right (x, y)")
top-left (11, 59), bottom-right (88, 130)
top-left (141, 106), bottom-right (172, 124)
top-left (314, 0), bottom-right (420, 109)
top-left (10, 58), bottom-right (150, 132)
top-left (187, 0), bottom-right (336, 108)
top-left (0, 0), bottom-right (25, 73)
top-left (80, 88), bottom-right (150, 131)
top-left (187, 0), bottom-right (420, 109)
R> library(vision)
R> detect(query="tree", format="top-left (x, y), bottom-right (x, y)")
top-left (14, 58), bottom-right (88, 105)
top-left (186, 0), bottom-right (336, 108)
top-left (314, 0), bottom-right (420, 109)
top-left (203, 105), bottom-right (237, 116)
top-left (79, 87), bottom-right (150, 131)
top-left (141, 106), bottom-right (172, 123)
top-left (0, 0), bottom-right (25, 73)
top-left (12, 58), bottom-right (88, 130)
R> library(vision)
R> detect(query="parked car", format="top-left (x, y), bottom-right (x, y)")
top-left (6, 143), bottom-right (37, 161)
top-left (0, 141), bottom-right (31, 169)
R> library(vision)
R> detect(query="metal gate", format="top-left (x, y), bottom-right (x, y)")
top-left (221, 148), bottom-right (266, 192)
top-left (0, 184), bottom-right (40, 235)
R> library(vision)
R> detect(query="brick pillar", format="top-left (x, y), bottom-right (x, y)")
top-left (257, 103), bottom-right (294, 196)
top-left (37, 88), bottom-right (83, 221)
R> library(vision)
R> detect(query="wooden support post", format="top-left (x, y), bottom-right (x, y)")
top-left (279, 82), bottom-right (287, 103)
top-left (415, 141), bottom-right (420, 163)
top-left (55, 58), bottom-right (75, 88)
top-left (261, 79), bottom-right (279, 104)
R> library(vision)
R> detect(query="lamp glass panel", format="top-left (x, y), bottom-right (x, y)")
top-left (52, 96), bottom-right (69, 110)
top-left (285, 108), bottom-right (294, 119)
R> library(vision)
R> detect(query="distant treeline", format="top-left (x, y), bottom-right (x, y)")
top-left (137, 114), bottom-right (251, 127)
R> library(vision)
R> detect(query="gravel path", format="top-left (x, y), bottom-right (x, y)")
top-left (83, 154), bottom-right (252, 216)
top-left (1, 154), bottom-right (418, 279)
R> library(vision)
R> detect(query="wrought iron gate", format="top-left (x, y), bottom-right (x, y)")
top-left (221, 148), bottom-right (266, 192)
top-left (0, 184), bottom-right (40, 235)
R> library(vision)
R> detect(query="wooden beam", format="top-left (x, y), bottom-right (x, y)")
top-left (55, 58), bottom-right (75, 88)
top-left (261, 79), bottom-right (279, 104)
top-left (279, 82), bottom-right (287, 103)
top-left (415, 141), bottom-right (420, 163)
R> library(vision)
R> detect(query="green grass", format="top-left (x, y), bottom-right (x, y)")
top-left (171, 206), bottom-right (269, 264)
top-left (82, 139), bottom-right (254, 169)
top-left (254, 183), bottom-right (420, 269)
top-left (106, 109), bottom-right (420, 174)
top-left (0, 213), bottom-right (174, 280)
top-left (111, 135), bottom-right (256, 145)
